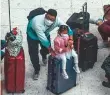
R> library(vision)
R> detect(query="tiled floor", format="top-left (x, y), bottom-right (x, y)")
top-left (1, 0), bottom-right (110, 95)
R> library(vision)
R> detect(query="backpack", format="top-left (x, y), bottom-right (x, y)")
top-left (27, 8), bottom-right (46, 20)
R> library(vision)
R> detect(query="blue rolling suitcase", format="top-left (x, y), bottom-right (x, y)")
top-left (47, 55), bottom-right (77, 95)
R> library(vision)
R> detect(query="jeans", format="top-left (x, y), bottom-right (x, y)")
top-left (27, 35), bottom-right (50, 74)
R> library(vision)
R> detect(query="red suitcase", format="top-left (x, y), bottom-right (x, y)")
top-left (4, 48), bottom-right (25, 93)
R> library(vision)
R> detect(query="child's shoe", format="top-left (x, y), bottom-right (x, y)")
top-left (73, 65), bottom-right (80, 73)
top-left (62, 70), bottom-right (69, 79)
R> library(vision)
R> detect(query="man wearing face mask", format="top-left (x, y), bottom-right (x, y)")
top-left (27, 9), bottom-right (74, 80)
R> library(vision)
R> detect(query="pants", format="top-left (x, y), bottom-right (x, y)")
top-left (56, 49), bottom-right (78, 70)
top-left (27, 35), bottom-right (50, 74)
top-left (98, 20), bottom-right (110, 41)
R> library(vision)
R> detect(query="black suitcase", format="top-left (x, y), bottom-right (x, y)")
top-left (47, 56), bottom-right (77, 95)
top-left (74, 31), bottom-right (98, 71)
top-left (66, 2), bottom-right (90, 31)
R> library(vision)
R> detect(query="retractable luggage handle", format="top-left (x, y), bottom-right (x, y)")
top-left (76, 29), bottom-right (81, 56)
top-left (8, 0), bottom-right (11, 32)
top-left (82, 2), bottom-right (87, 29)
top-left (8, 0), bottom-right (15, 94)
top-left (82, 2), bottom-right (87, 18)
top-left (82, 2), bottom-right (87, 13)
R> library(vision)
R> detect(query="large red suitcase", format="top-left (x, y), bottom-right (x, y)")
top-left (4, 48), bottom-right (25, 93)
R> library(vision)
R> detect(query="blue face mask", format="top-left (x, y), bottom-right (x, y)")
top-left (44, 18), bottom-right (53, 26)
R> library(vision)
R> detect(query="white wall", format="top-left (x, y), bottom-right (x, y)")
top-left (1, 0), bottom-right (110, 44)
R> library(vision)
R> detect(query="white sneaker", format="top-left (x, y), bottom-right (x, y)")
top-left (73, 66), bottom-right (80, 73)
top-left (62, 70), bottom-right (69, 79)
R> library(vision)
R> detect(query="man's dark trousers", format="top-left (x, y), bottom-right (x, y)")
top-left (27, 35), bottom-right (50, 74)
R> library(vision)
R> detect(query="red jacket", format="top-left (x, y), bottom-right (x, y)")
top-left (98, 20), bottom-right (110, 35)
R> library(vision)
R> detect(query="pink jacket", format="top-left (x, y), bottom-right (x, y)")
top-left (54, 34), bottom-right (71, 54)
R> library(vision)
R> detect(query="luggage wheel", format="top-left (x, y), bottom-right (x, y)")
top-left (46, 87), bottom-right (49, 90)
top-left (74, 83), bottom-right (76, 87)
top-left (82, 69), bottom-right (86, 72)
top-left (7, 91), bottom-right (12, 94)
top-left (55, 92), bottom-right (60, 95)
top-left (7, 90), bottom-right (25, 93)
top-left (21, 90), bottom-right (25, 93)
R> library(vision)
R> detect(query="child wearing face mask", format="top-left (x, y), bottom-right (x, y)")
top-left (54, 25), bottom-right (80, 79)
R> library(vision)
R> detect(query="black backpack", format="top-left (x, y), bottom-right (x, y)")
top-left (27, 8), bottom-right (46, 20)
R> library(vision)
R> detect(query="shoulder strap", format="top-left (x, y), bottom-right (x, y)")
top-left (8, 0), bottom-right (11, 32)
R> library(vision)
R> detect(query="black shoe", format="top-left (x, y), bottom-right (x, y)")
top-left (102, 81), bottom-right (110, 88)
top-left (33, 72), bottom-right (39, 80)
top-left (105, 74), bottom-right (108, 78)
top-left (42, 58), bottom-right (47, 66)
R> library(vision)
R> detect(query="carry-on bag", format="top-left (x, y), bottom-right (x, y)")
top-left (47, 55), bottom-right (77, 94)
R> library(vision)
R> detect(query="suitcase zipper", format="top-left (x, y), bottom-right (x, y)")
top-left (14, 57), bottom-right (16, 93)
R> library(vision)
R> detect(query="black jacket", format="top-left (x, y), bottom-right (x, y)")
top-left (101, 54), bottom-right (110, 75)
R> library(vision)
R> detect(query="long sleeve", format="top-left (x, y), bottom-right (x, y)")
top-left (104, 20), bottom-right (110, 25)
top-left (98, 20), bottom-right (110, 32)
top-left (32, 24), bottom-right (50, 48)
top-left (54, 39), bottom-right (64, 53)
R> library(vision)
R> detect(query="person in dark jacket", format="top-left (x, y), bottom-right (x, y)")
top-left (101, 55), bottom-right (110, 88)
top-left (102, 73), bottom-right (110, 88)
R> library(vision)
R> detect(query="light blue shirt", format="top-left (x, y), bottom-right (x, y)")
top-left (27, 14), bottom-right (74, 48)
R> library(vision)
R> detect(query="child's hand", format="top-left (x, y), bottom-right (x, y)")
top-left (68, 40), bottom-right (74, 49)
top-left (70, 44), bottom-right (74, 49)
top-left (63, 47), bottom-right (68, 52)
top-left (51, 50), bottom-right (56, 57)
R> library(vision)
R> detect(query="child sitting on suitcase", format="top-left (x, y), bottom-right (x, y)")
top-left (54, 25), bottom-right (80, 79)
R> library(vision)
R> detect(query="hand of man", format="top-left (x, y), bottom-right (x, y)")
top-left (48, 47), bottom-right (56, 57)
top-left (51, 51), bottom-right (56, 57)
top-left (62, 47), bottom-right (68, 52)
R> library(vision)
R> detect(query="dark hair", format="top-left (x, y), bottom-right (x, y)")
top-left (47, 9), bottom-right (57, 17)
top-left (58, 25), bottom-right (68, 34)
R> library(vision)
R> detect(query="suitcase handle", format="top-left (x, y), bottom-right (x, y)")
top-left (82, 2), bottom-right (88, 30)
top-left (82, 2), bottom-right (87, 13)
top-left (82, 2), bottom-right (87, 19)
